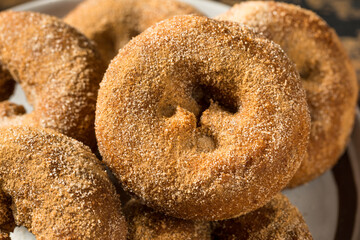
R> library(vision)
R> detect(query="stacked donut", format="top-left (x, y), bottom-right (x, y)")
top-left (0, 0), bottom-right (357, 239)
top-left (216, 0), bottom-right (358, 188)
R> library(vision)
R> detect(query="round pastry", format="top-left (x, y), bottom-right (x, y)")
top-left (96, 15), bottom-right (310, 220)
top-left (64, 0), bottom-right (202, 63)
top-left (212, 193), bottom-right (313, 240)
top-left (0, 126), bottom-right (127, 240)
top-left (217, 1), bottom-right (358, 187)
top-left (0, 11), bottom-right (105, 148)
top-left (124, 199), bottom-right (211, 240)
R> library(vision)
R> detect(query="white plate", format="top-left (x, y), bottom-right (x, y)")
top-left (8, 0), bottom-right (347, 239)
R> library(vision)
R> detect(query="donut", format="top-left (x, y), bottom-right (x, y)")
top-left (212, 193), bottom-right (313, 239)
top-left (96, 15), bottom-right (310, 220)
top-left (64, 0), bottom-right (202, 63)
top-left (0, 126), bottom-right (127, 240)
top-left (0, 11), bottom-right (105, 149)
top-left (124, 199), bottom-right (211, 240)
top-left (217, 1), bottom-right (358, 187)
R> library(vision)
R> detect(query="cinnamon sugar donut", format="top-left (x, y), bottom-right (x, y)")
top-left (212, 193), bottom-right (313, 239)
top-left (0, 11), bottom-right (105, 148)
top-left (64, 0), bottom-right (202, 63)
top-left (0, 126), bottom-right (127, 240)
top-left (96, 15), bottom-right (310, 220)
top-left (124, 199), bottom-right (211, 240)
top-left (217, 1), bottom-right (358, 187)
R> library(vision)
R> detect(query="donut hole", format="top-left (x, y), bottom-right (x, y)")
top-left (191, 84), bottom-right (237, 127)
top-left (127, 28), bottom-right (141, 42)
top-left (192, 85), bottom-right (211, 126)
top-left (93, 26), bottom-right (141, 63)
top-left (0, 192), bottom-right (34, 240)
top-left (160, 104), bottom-right (177, 118)
top-left (93, 28), bottom-right (118, 63)
top-left (191, 84), bottom-right (237, 153)
top-left (299, 60), bottom-right (320, 81)
top-left (1, 68), bottom-right (33, 115)
top-left (0, 79), bottom-right (15, 102)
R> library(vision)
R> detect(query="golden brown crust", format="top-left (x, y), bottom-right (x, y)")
top-left (96, 15), bottom-right (310, 220)
top-left (0, 126), bottom-right (127, 240)
top-left (64, 0), bottom-right (202, 63)
top-left (217, 1), bottom-right (358, 187)
top-left (124, 199), bottom-right (211, 240)
top-left (212, 193), bottom-right (313, 240)
top-left (0, 11), bottom-right (105, 149)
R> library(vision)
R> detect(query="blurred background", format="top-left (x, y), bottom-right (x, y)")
top-left (0, 0), bottom-right (28, 9)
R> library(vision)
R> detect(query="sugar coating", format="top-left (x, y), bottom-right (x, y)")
top-left (0, 126), bottom-right (127, 240)
top-left (217, 1), bottom-right (358, 187)
top-left (212, 193), bottom-right (313, 239)
top-left (124, 199), bottom-right (211, 240)
top-left (96, 15), bottom-right (310, 220)
top-left (64, 0), bottom-right (202, 64)
top-left (0, 11), bottom-right (105, 149)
